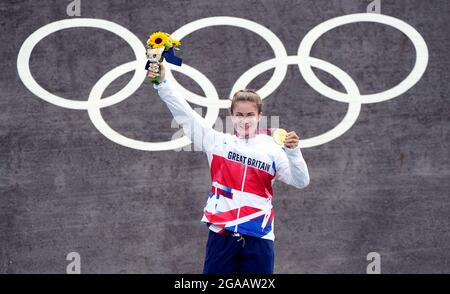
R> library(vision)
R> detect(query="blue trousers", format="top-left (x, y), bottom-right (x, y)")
top-left (202, 230), bottom-right (274, 274)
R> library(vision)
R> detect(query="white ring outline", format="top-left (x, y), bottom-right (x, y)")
top-left (87, 61), bottom-right (221, 151)
top-left (17, 18), bottom-right (147, 110)
top-left (168, 16), bottom-right (288, 108)
top-left (297, 13), bottom-right (429, 104)
top-left (234, 56), bottom-right (361, 148)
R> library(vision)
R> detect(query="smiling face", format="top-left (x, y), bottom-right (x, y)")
top-left (230, 100), bottom-right (262, 138)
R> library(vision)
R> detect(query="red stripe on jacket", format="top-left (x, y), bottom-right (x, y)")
top-left (204, 206), bottom-right (262, 224)
top-left (210, 154), bottom-right (274, 199)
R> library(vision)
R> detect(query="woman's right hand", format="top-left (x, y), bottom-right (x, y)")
top-left (147, 62), bottom-right (166, 83)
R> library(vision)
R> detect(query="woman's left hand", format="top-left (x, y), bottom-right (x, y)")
top-left (284, 131), bottom-right (300, 149)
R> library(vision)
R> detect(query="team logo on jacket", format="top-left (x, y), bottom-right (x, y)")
top-left (227, 151), bottom-right (271, 173)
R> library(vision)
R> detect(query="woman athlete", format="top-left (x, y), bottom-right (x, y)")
top-left (148, 63), bottom-right (310, 274)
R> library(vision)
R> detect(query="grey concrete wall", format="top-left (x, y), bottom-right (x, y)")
top-left (1, 0), bottom-right (449, 273)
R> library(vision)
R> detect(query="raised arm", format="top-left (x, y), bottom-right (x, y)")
top-left (150, 64), bottom-right (224, 153)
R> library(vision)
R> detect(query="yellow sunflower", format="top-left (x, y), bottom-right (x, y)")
top-left (147, 32), bottom-right (168, 49)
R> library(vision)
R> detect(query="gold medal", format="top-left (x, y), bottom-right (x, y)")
top-left (272, 128), bottom-right (288, 145)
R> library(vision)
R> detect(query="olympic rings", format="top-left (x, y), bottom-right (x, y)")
top-left (17, 13), bottom-right (428, 150)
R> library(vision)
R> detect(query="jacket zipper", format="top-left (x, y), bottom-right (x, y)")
top-left (234, 163), bottom-right (248, 233)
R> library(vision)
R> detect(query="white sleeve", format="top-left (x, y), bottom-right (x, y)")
top-left (274, 145), bottom-right (310, 189)
top-left (153, 80), bottom-right (224, 153)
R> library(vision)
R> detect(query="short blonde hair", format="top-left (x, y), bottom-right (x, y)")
top-left (230, 89), bottom-right (262, 114)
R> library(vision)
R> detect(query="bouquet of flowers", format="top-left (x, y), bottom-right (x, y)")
top-left (145, 31), bottom-right (182, 84)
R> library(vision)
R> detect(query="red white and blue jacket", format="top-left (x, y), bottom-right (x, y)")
top-left (155, 80), bottom-right (310, 241)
